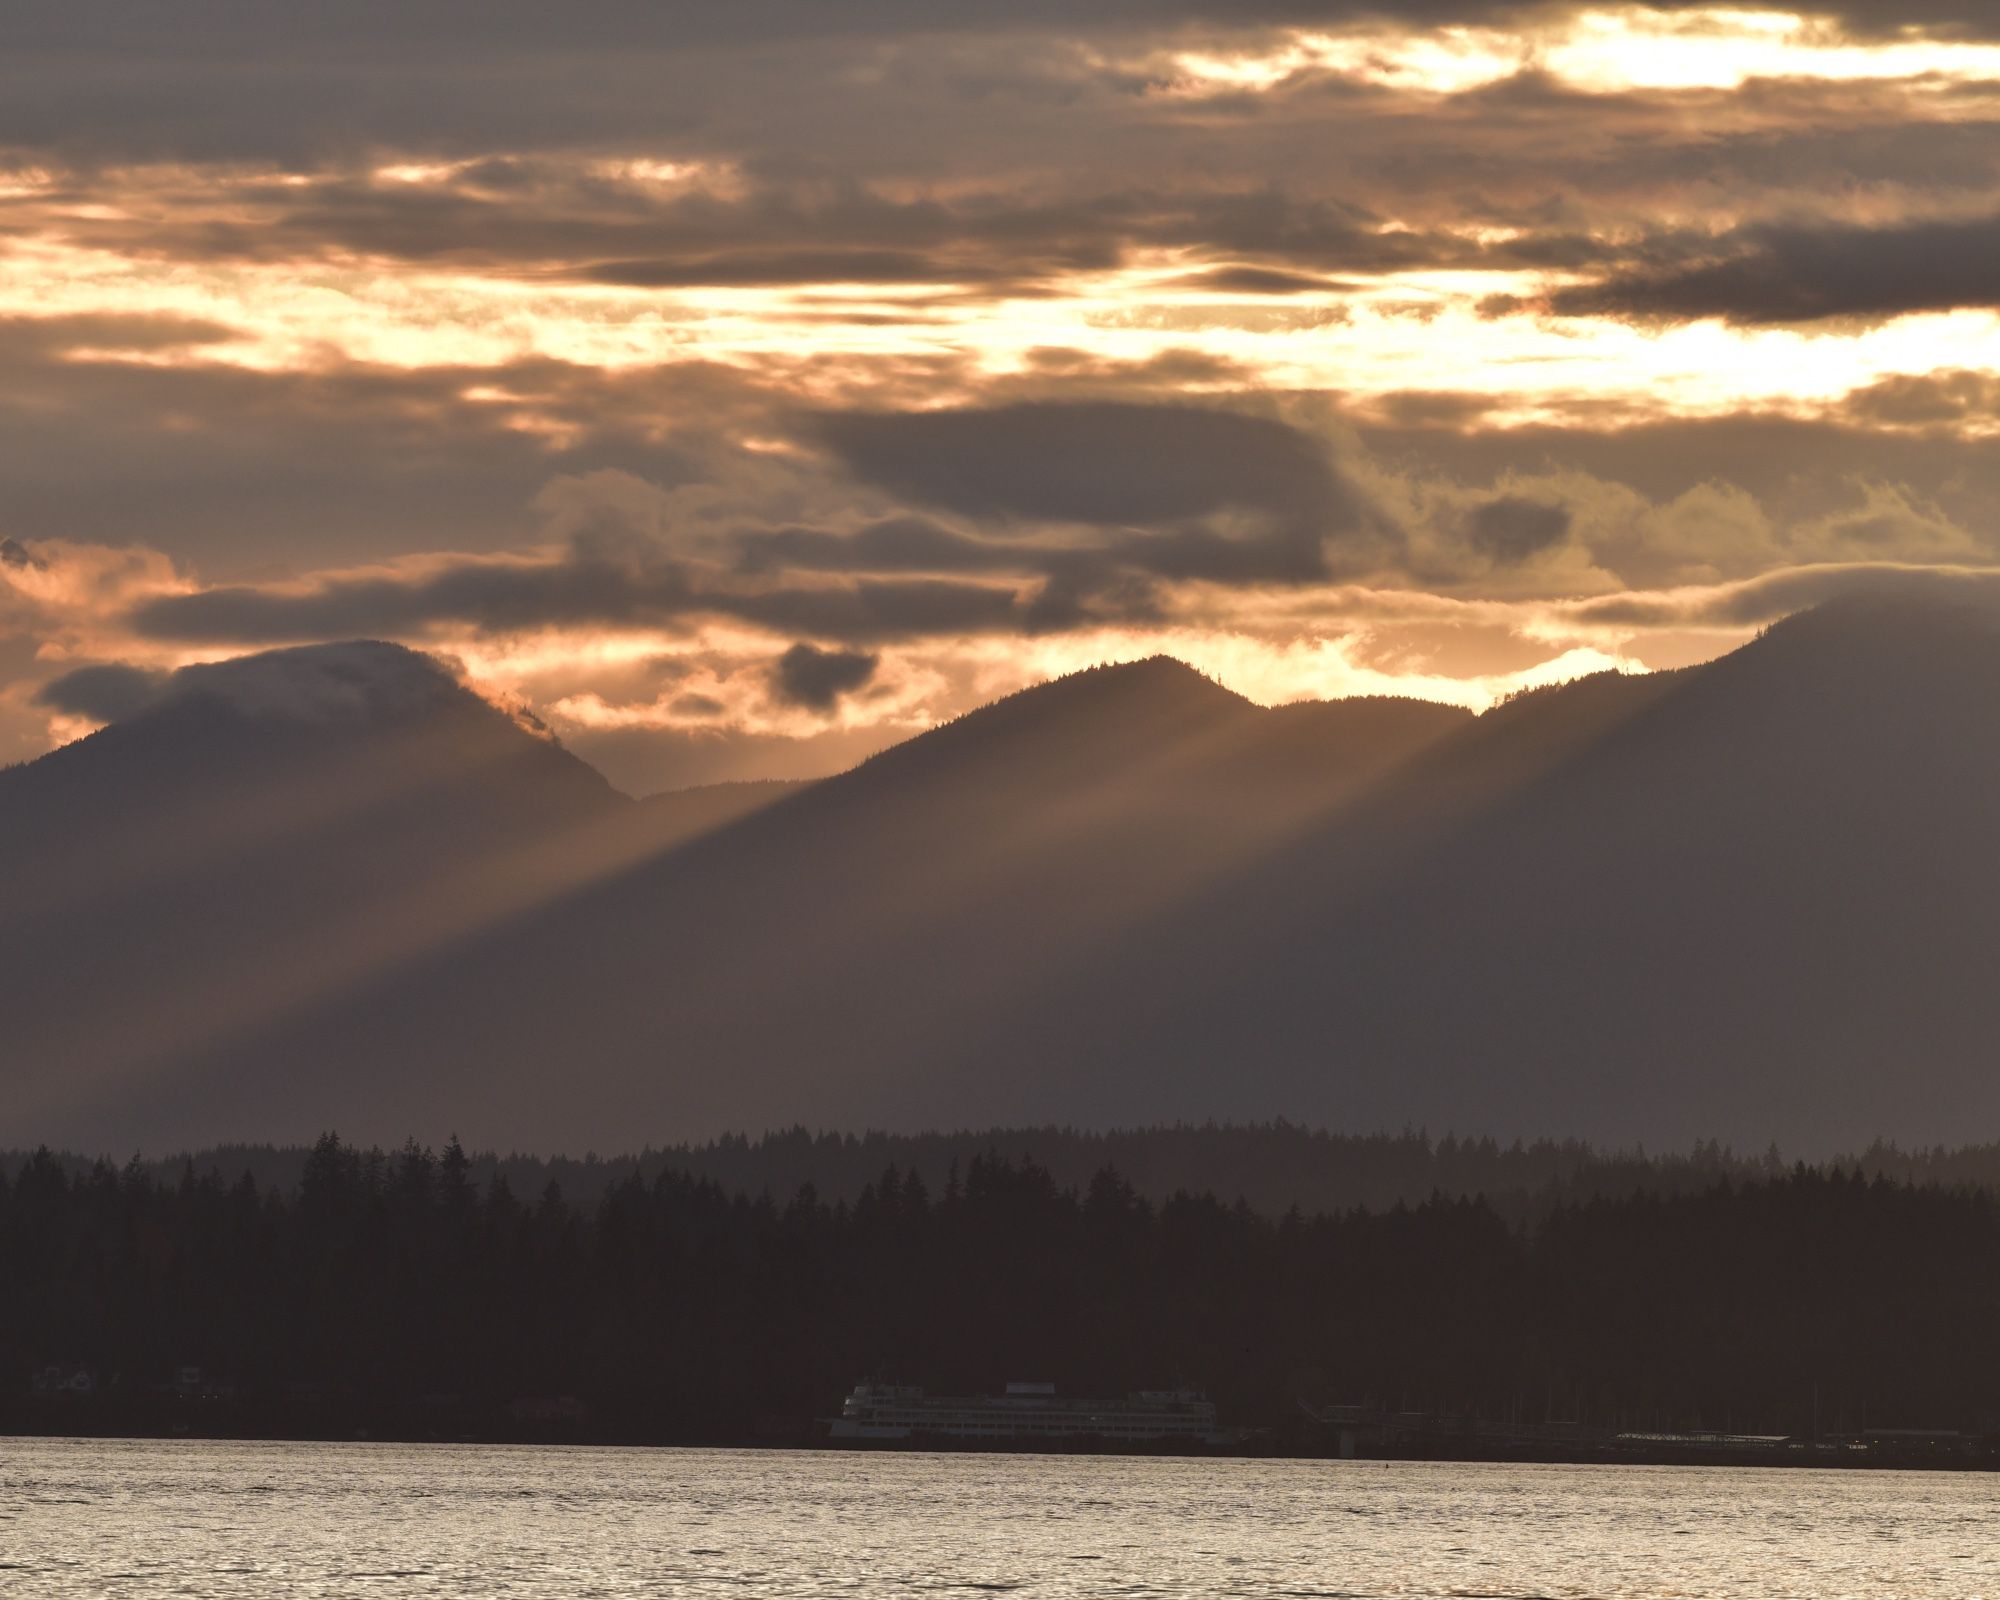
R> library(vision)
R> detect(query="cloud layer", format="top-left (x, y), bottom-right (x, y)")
top-left (3, 4), bottom-right (1999, 782)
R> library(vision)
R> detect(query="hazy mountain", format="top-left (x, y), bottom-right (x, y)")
top-left (0, 643), bottom-right (797, 1136)
top-left (11, 596), bottom-right (2000, 1154)
top-left (1021, 594), bottom-right (2000, 1150)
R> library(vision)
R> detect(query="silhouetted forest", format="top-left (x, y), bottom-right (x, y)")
top-left (7, 1134), bottom-right (2000, 1449)
top-left (16, 1122), bottom-right (2000, 1224)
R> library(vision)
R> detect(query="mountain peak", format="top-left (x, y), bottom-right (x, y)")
top-left (844, 653), bottom-right (1252, 785)
top-left (21, 603), bottom-right (2000, 1153)
top-left (5, 638), bottom-right (615, 834)
top-left (1701, 587), bottom-right (2000, 713)
top-left (154, 640), bottom-right (479, 729)
top-left (976, 654), bottom-right (1248, 722)
top-left (29, 639), bottom-right (497, 742)
top-left (1770, 585), bottom-right (2000, 646)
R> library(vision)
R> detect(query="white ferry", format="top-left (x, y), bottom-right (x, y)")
top-left (829, 1380), bottom-right (1227, 1446)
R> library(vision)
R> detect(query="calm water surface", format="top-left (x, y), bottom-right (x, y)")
top-left (2, 1438), bottom-right (1996, 1598)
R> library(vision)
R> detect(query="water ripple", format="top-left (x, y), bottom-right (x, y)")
top-left (1, 1440), bottom-right (1995, 1598)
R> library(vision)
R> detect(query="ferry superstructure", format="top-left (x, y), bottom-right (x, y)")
top-left (829, 1380), bottom-right (1225, 1445)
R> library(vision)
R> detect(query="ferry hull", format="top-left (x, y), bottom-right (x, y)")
top-left (826, 1381), bottom-right (1231, 1452)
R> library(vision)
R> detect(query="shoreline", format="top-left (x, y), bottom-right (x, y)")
top-left (7, 1413), bottom-right (1997, 1472)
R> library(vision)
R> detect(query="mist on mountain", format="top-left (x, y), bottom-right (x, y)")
top-left (8, 595), bottom-right (1999, 1154)
top-left (0, 642), bottom-right (797, 1136)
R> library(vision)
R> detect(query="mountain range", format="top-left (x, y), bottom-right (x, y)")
top-left (7, 596), bottom-right (1999, 1153)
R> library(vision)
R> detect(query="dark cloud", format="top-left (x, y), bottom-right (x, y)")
top-left (1550, 214), bottom-right (2000, 325)
top-left (730, 577), bottom-right (1021, 639)
top-left (159, 640), bottom-right (473, 725)
top-left (822, 396), bottom-right (1352, 526)
top-left (1021, 568), bottom-right (1165, 633)
top-left (130, 559), bottom-right (690, 643)
top-left (1464, 496), bottom-right (1570, 564)
top-left (1842, 371), bottom-right (2000, 428)
top-left (6, 3), bottom-right (1992, 84)
top-left (1, 537), bottom-right (44, 569)
top-left (734, 509), bottom-right (1272, 625)
top-left (1364, 391), bottom-right (1499, 430)
top-left (0, 4), bottom-right (1608, 175)
top-left (127, 552), bottom-right (1021, 647)
top-left (816, 399), bottom-right (1391, 584)
top-left (6, 0), bottom-right (1999, 763)
top-left (159, 171), bottom-right (1134, 292)
top-left (1570, 564), bottom-right (2000, 630)
top-left (737, 516), bottom-right (1012, 576)
top-left (93, 381), bottom-right (2000, 663)
top-left (0, 0), bottom-right (1380, 62)
top-left (0, 339), bottom-right (769, 570)
top-left (31, 642), bottom-right (468, 730)
top-left (1822, 2), bottom-right (2000, 37)
top-left (31, 662), bottom-right (172, 722)
top-left (770, 642), bottom-right (880, 709)
top-left (1353, 410), bottom-right (2000, 546)
top-left (1, 0), bottom-right (1993, 321)
top-left (1172, 266), bottom-right (1351, 294)
top-left (30, 168), bottom-right (1471, 292)
top-left (736, 514), bottom-right (1209, 594)
top-left (0, 314), bottom-right (242, 356)
top-left (14, 48), bottom-right (1988, 324)
top-left (577, 251), bottom-right (1033, 291)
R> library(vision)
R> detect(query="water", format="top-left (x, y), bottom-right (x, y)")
top-left (2, 1439), bottom-right (1996, 1598)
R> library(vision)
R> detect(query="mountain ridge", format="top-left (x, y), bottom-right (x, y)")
top-left (9, 597), bottom-right (2000, 1153)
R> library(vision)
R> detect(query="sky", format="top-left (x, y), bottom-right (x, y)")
top-left (4, 1), bottom-right (2000, 791)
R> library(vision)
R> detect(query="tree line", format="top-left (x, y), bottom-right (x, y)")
top-left (19, 1122), bottom-right (2000, 1225)
top-left (4, 1134), bottom-right (1999, 1445)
